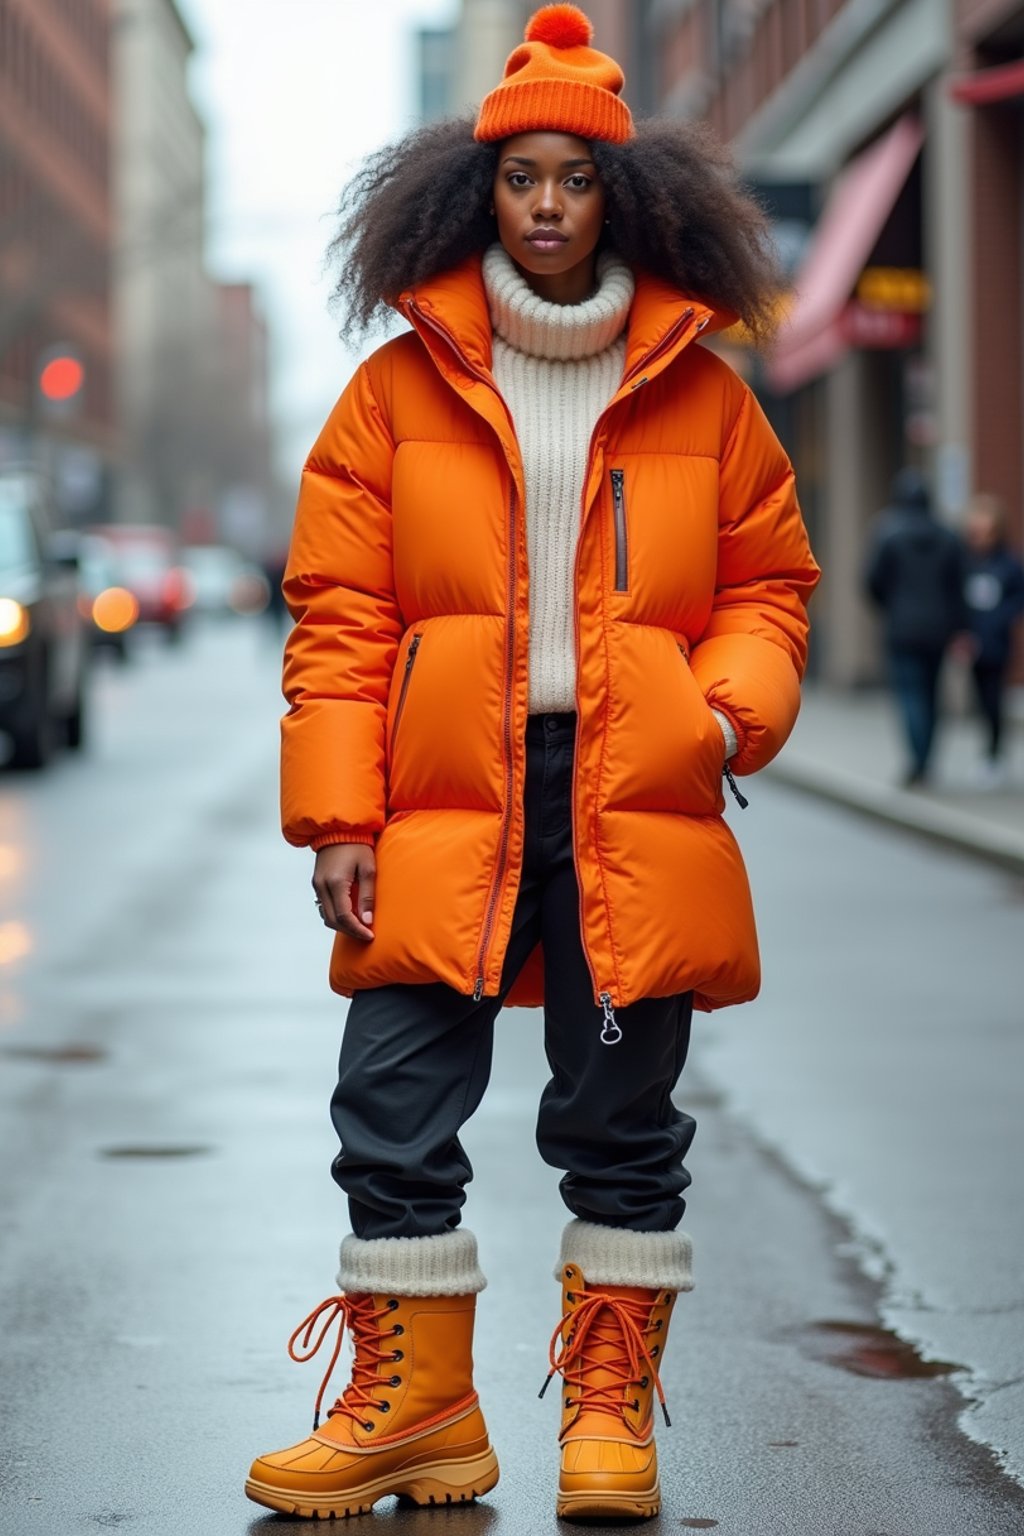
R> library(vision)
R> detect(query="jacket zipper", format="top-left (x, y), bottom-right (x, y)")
top-left (570, 407), bottom-right (620, 1038)
top-left (610, 469), bottom-right (629, 593)
top-left (723, 762), bottom-right (749, 809)
top-left (473, 482), bottom-right (517, 1001)
top-left (391, 633), bottom-right (421, 752)
top-left (599, 993), bottom-right (622, 1044)
top-left (625, 308), bottom-right (695, 392)
top-left (570, 314), bottom-right (701, 1040)
top-left (678, 643), bottom-right (749, 810)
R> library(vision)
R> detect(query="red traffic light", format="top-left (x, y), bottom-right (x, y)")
top-left (39, 354), bottom-right (85, 402)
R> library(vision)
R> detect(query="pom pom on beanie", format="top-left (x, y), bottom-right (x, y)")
top-left (525, 5), bottom-right (593, 48)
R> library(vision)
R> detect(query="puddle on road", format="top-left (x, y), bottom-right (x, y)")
top-left (99, 1144), bottom-right (214, 1160)
top-left (803, 1319), bottom-right (962, 1379)
top-left (2, 1043), bottom-right (107, 1064)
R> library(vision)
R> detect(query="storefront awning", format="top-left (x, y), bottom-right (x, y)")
top-left (949, 58), bottom-right (1024, 106)
top-left (766, 114), bottom-right (925, 394)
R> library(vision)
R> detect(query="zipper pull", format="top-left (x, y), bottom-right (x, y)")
top-left (473, 977), bottom-right (484, 1002)
top-left (405, 634), bottom-right (421, 669)
top-left (599, 993), bottom-right (622, 1045)
top-left (723, 763), bottom-right (749, 810)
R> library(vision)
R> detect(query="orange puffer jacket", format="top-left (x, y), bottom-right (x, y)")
top-left (282, 254), bottom-right (820, 1014)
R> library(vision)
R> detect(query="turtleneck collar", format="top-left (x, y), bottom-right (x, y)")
top-left (482, 242), bottom-right (634, 362)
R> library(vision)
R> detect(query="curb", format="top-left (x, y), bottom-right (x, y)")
top-left (766, 757), bottom-right (1024, 878)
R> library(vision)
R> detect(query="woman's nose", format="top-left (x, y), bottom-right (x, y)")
top-left (533, 182), bottom-right (562, 218)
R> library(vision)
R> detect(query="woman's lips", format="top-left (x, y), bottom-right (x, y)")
top-left (526, 230), bottom-right (568, 253)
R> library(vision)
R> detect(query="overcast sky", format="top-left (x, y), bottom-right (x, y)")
top-left (177, 0), bottom-right (457, 490)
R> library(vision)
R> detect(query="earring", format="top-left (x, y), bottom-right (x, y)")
top-left (489, 205), bottom-right (495, 216)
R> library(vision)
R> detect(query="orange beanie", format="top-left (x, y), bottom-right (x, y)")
top-left (474, 4), bottom-right (634, 145)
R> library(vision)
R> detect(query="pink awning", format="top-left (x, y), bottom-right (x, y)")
top-left (950, 58), bottom-right (1024, 106)
top-left (766, 114), bottom-right (925, 394)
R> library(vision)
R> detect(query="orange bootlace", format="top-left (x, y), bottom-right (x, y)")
top-left (288, 1294), bottom-right (404, 1432)
top-left (539, 1292), bottom-right (671, 1428)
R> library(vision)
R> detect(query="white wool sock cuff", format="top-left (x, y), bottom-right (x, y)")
top-left (711, 709), bottom-right (739, 762)
top-left (556, 1220), bottom-right (694, 1291)
top-left (337, 1229), bottom-right (486, 1297)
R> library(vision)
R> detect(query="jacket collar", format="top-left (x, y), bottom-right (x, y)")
top-left (397, 253), bottom-right (735, 392)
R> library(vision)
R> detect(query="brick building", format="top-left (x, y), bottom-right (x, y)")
top-left (952, 0), bottom-right (1024, 588)
top-left (641, 0), bottom-right (1024, 683)
top-left (0, 0), bottom-right (115, 514)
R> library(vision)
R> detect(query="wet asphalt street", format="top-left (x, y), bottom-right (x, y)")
top-left (1, 622), bottom-right (1023, 1536)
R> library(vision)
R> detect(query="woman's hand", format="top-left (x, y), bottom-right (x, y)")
top-left (313, 844), bottom-right (376, 941)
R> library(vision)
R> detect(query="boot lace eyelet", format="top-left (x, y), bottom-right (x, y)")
top-left (391, 1349), bottom-right (404, 1361)
top-left (651, 1345), bottom-right (660, 1356)
top-left (390, 1375), bottom-right (401, 1387)
top-left (392, 1324), bottom-right (404, 1336)
top-left (632, 1398), bottom-right (640, 1410)
top-left (641, 1376), bottom-right (649, 1388)
top-left (564, 1397), bottom-right (573, 1409)
top-left (363, 1420), bottom-right (374, 1432)
top-left (654, 1319), bottom-right (663, 1331)
top-left (386, 1298), bottom-right (399, 1310)
top-left (378, 1401), bottom-right (391, 1413)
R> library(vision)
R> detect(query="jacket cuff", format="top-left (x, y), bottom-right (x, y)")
top-left (710, 709), bottom-right (739, 762)
top-left (310, 829), bottom-right (377, 852)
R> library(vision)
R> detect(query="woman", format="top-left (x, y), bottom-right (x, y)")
top-left (961, 493), bottom-right (1024, 785)
top-left (246, 5), bottom-right (820, 1522)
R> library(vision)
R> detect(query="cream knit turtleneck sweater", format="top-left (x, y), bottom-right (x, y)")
top-left (482, 242), bottom-right (634, 714)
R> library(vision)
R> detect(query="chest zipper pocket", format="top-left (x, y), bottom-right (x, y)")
top-left (610, 469), bottom-right (629, 593)
top-left (391, 633), bottom-right (422, 756)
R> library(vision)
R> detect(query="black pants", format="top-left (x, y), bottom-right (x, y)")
top-left (330, 711), bottom-right (695, 1240)
top-left (971, 659), bottom-right (1007, 760)
top-left (888, 646), bottom-right (943, 778)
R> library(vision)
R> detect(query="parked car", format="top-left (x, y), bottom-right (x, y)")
top-left (87, 523), bottom-right (191, 641)
top-left (70, 533), bottom-right (139, 661)
top-left (0, 467), bottom-right (89, 768)
top-left (181, 544), bottom-right (270, 617)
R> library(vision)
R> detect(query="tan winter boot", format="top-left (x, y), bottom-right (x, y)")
top-left (246, 1231), bottom-right (498, 1520)
top-left (542, 1221), bottom-right (693, 1523)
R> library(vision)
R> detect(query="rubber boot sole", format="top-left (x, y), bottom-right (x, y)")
top-left (556, 1484), bottom-right (661, 1521)
top-left (244, 1445), bottom-right (500, 1519)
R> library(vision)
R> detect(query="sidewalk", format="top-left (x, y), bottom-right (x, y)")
top-left (767, 683), bottom-right (1024, 874)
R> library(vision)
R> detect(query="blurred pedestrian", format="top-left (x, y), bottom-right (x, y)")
top-left (864, 468), bottom-right (965, 787)
top-left (960, 493), bottom-right (1024, 786)
top-left (261, 545), bottom-right (289, 635)
top-left (248, 5), bottom-right (819, 1523)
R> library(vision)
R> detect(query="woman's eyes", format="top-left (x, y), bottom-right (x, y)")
top-left (504, 173), bottom-right (593, 190)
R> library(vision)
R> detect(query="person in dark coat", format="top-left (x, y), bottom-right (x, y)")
top-left (864, 468), bottom-right (965, 786)
top-left (960, 494), bottom-right (1024, 785)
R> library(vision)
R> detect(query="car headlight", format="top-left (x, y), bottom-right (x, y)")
top-left (0, 599), bottom-right (29, 647)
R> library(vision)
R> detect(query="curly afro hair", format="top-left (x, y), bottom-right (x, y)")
top-left (328, 115), bottom-right (781, 345)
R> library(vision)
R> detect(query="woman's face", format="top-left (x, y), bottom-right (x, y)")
top-left (492, 131), bottom-right (606, 302)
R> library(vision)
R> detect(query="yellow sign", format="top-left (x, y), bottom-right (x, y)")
top-left (857, 268), bottom-right (931, 313)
